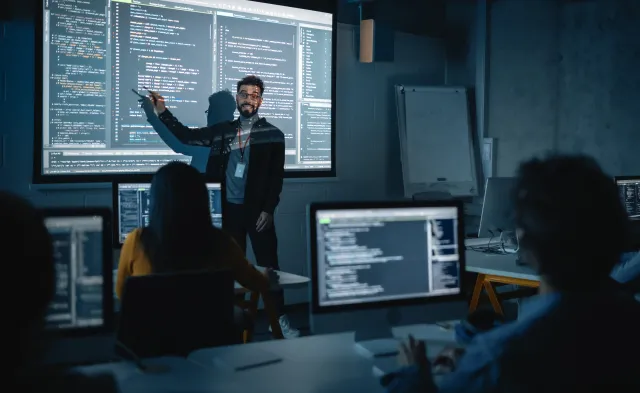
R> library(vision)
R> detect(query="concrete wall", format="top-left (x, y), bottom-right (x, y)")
top-left (488, 0), bottom-right (640, 177)
top-left (0, 22), bottom-right (446, 305)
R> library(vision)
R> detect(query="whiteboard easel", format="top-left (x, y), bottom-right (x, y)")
top-left (395, 85), bottom-right (479, 198)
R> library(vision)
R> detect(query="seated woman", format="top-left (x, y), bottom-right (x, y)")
top-left (116, 161), bottom-right (284, 339)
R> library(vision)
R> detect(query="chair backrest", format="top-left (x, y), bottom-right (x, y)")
top-left (116, 269), bottom-right (237, 359)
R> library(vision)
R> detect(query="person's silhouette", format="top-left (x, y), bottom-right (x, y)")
top-left (206, 90), bottom-right (236, 126)
top-left (140, 90), bottom-right (236, 172)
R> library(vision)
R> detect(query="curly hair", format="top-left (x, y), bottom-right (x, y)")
top-left (513, 154), bottom-right (629, 290)
top-left (236, 75), bottom-right (264, 95)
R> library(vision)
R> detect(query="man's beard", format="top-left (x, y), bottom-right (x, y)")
top-left (238, 103), bottom-right (258, 117)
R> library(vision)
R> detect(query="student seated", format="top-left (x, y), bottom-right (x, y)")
top-left (3, 191), bottom-right (119, 392)
top-left (384, 154), bottom-right (640, 393)
top-left (116, 161), bottom-right (284, 339)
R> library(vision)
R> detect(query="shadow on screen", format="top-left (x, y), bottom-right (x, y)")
top-left (141, 89), bottom-right (236, 173)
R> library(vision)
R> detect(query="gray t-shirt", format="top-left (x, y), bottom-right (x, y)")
top-left (226, 113), bottom-right (258, 204)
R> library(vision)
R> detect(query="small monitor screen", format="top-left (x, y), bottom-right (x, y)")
top-left (617, 177), bottom-right (640, 221)
top-left (45, 215), bottom-right (105, 329)
top-left (116, 182), bottom-right (222, 244)
top-left (313, 206), bottom-right (462, 307)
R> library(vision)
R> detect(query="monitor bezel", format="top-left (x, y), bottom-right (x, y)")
top-left (614, 175), bottom-right (640, 183)
top-left (307, 200), bottom-right (467, 315)
top-left (112, 181), bottom-right (223, 248)
top-left (41, 207), bottom-right (115, 337)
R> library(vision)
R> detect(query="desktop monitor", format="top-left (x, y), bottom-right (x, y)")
top-left (615, 176), bottom-right (640, 221)
top-left (43, 208), bottom-right (114, 335)
top-left (113, 182), bottom-right (223, 246)
top-left (308, 200), bottom-right (467, 357)
top-left (478, 177), bottom-right (517, 238)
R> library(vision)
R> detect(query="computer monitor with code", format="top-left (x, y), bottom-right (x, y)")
top-left (308, 201), bottom-right (467, 357)
top-left (616, 176), bottom-right (640, 221)
top-left (43, 209), bottom-right (113, 334)
top-left (114, 182), bottom-right (222, 246)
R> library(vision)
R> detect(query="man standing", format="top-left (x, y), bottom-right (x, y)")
top-left (147, 75), bottom-right (299, 338)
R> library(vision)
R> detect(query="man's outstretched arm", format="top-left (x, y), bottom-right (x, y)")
top-left (145, 92), bottom-right (220, 147)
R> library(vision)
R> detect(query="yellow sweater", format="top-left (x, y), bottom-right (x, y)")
top-left (116, 227), bottom-right (283, 338)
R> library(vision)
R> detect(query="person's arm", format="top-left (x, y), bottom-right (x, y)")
top-left (262, 130), bottom-right (285, 215)
top-left (225, 237), bottom-right (285, 339)
top-left (611, 251), bottom-right (640, 285)
top-left (157, 109), bottom-right (221, 147)
top-left (385, 335), bottom-right (499, 393)
top-left (384, 365), bottom-right (437, 393)
top-left (145, 91), bottom-right (221, 147)
top-left (116, 229), bottom-right (139, 299)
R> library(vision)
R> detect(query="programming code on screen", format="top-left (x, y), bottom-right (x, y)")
top-left (45, 216), bottom-right (104, 329)
top-left (117, 183), bottom-right (223, 243)
top-left (41, 0), bottom-right (333, 175)
top-left (617, 179), bottom-right (640, 220)
top-left (315, 208), bottom-right (461, 307)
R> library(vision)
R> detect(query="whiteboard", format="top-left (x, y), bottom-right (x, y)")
top-left (395, 85), bottom-right (479, 197)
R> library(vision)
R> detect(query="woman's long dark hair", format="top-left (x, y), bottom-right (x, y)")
top-left (140, 161), bottom-right (218, 273)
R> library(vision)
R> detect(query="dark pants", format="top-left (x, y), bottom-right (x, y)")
top-left (224, 202), bottom-right (285, 316)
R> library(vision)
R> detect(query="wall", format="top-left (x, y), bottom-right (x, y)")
top-left (487, 0), bottom-right (640, 176)
top-left (0, 22), bottom-right (446, 305)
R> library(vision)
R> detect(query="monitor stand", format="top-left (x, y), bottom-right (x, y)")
top-left (353, 310), bottom-right (400, 359)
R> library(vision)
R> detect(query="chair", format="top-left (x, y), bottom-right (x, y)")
top-left (115, 269), bottom-right (239, 359)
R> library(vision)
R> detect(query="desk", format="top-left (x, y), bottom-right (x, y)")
top-left (75, 356), bottom-right (243, 393)
top-left (234, 268), bottom-right (310, 342)
top-left (74, 324), bottom-right (457, 393)
top-left (466, 250), bottom-right (540, 315)
top-left (234, 267), bottom-right (310, 292)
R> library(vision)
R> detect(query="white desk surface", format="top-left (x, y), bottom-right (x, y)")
top-left (466, 250), bottom-right (539, 281)
top-left (75, 324), bottom-right (457, 393)
top-left (234, 268), bottom-right (309, 290)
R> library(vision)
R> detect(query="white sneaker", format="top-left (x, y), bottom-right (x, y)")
top-left (269, 315), bottom-right (300, 339)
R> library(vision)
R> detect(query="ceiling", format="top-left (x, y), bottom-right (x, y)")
top-left (3, 0), bottom-right (448, 36)
top-left (261, 0), bottom-right (447, 36)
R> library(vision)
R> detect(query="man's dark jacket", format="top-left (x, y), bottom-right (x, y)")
top-left (158, 110), bottom-right (285, 216)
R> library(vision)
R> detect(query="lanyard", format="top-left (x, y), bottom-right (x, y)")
top-left (237, 127), bottom-right (250, 162)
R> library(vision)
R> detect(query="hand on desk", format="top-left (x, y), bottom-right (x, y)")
top-left (397, 336), bottom-right (465, 374)
top-left (432, 347), bottom-right (465, 374)
top-left (398, 335), bottom-right (429, 369)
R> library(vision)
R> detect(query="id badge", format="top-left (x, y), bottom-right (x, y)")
top-left (234, 162), bottom-right (246, 178)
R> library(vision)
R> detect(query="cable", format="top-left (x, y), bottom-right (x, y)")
top-left (486, 230), bottom-right (495, 253)
top-left (115, 340), bottom-right (172, 374)
top-left (115, 340), bottom-right (148, 371)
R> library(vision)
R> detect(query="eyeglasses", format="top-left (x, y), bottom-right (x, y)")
top-left (237, 92), bottom-right (262, 100)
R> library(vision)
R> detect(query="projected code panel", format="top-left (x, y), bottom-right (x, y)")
top-left (299, 103), bottom-right (331, 163)
top-left (216, 13), bottom-right (298, 152)
top-left (619, 181), bottom-right (640, 220)
top-left (111, 2), bottom-right (214, 146)
top-left (42, 0), bottom-right (334, 176)
top-left (300, 26), bottom-right (332, 100)
top-left (46, 0), bottom-right (108, 147)
top-left (47, 151), bottom-right (189, 174)
top-left (46, 221), bottom-right (104, 329)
